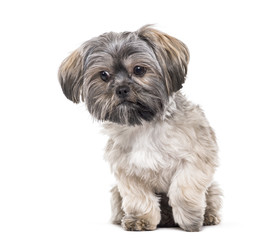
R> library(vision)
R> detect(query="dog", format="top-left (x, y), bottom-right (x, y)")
top-left (58, 25), bottom-right (222, 232)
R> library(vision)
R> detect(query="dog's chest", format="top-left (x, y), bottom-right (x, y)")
top-left (105, 121), bottom-right (190, 192)
top-left (117, 122), bottom-right (178, 172)
top-left (104, 121), bottom-right (188, 175)
top-left (128, 131), bottom-right (166, 171)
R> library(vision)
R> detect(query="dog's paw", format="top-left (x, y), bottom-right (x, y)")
top-left (180, 222), bottom-right (202, 232)
top-left (203, 214), bottom-right (221, 226)
top-left (121, 215), bottom-right (156, 231)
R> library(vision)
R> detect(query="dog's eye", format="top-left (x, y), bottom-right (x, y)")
top-left (133, 66), bottom-right (146, 77)
top-left (100, 71), bottom-right (110, 82)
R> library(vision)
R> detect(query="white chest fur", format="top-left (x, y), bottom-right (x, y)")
top-left (103, 120), bottom-right (184, 173)
top-left (102, 93), bottom-right (218, 194)
top-left (127, 124), bottom-right (169, 171)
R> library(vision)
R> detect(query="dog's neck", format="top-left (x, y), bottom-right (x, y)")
top-left (101, 91), bottom-right (188, 141)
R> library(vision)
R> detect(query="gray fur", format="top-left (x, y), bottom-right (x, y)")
top-left (111, 184), bottom-right (222, 228)
top-left (58, 26), bottom-right (222, 231)
top-left (58, 26), bottom-right (189, 125)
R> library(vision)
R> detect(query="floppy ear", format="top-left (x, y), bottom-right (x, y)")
top-left (58, 48), bottom-right (84, 103)
top-left (138, 26), bottom-right (190, 94)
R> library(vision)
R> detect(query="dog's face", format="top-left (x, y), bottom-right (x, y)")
top-left (59, 26), bottom-right (189, 125)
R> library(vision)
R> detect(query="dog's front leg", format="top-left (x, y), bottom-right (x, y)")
top-left (168, 163), bottom-right (212, 232)
top-left (117, 177), bottom-right (161, 231)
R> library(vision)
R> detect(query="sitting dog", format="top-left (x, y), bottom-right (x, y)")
top-left (58, 25), bottom-right (222, 232)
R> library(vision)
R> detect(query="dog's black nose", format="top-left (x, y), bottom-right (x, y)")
top-left (116, 85), bottom-right (130, 99)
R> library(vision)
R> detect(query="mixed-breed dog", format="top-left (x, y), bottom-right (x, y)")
top-left (58, 25), bottom-right (222, 232)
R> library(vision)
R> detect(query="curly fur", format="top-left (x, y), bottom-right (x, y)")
top-left (58, 25), bottom-right (222, 231)
top-left (105, 92), bottom-right (222, 231)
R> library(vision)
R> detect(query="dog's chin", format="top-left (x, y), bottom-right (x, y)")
top-left (104, 101), bottom-right (158, 126)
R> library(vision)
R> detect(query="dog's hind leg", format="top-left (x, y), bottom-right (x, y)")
top-left (204, 182), bottom-right (222, 226)
top-left (110, 185), bottom-right (124, 225)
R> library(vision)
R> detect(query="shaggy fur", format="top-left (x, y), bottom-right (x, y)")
top-left (58, 25), bottom-right (222, 232)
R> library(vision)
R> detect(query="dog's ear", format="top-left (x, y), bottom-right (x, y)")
top-left (58, 48), bottom-right (84, 103)
top-left (138, 26), bottom-right (190, 94)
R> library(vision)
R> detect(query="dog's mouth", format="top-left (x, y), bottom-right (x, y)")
top-left (102, 99), bottom-right (157, 125)
top-left (117, 100), bottom-right (135, 107)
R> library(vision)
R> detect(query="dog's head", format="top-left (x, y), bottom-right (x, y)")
top-left (58, 26), bottom-right (189, 125)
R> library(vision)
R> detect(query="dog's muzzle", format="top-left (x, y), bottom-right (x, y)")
top-left (116, 85), bottom-right (130, 99)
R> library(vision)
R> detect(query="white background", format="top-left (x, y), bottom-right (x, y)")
top-left (1, 0), bottom-right (267, 239)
